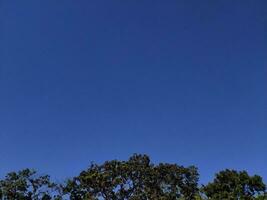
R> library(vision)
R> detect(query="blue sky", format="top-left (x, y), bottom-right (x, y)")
top-left (1, 0), bottom-right (266, 183)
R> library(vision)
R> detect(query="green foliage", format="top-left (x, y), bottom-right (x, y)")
top-left (0, 155), bottom-right (266, 200)
top-left (0, 169), bottom-right (61, 200)
top-left (202, 169), bottom-right (266, 200)
top-left (64, 154), bottom-right (199, 200)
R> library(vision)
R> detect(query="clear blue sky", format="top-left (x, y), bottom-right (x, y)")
top-left (1, 0), bottom-right (266, 183)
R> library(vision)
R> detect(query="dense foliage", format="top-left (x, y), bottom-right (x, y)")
top-left (0, 154), bottom-right (266, 200)
top-left (203, 169), bottom-right (266, 200)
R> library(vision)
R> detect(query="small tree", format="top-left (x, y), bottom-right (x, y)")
top-left (202, 169), bottom-right (266, 200)
top-left (0, 169), bottom-right (62, 200)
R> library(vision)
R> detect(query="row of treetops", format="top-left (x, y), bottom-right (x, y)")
top-left (0, 154), bottom-right (266, 199)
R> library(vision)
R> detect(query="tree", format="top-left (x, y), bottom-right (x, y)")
top-left (1, 155), bottom-right (266, 200)
top-left (0, 169), bottom-right (62, 200)
top-left (202, 169), bottom-right (266, 200)
top-left (64, 154), bottom-right (199, 200)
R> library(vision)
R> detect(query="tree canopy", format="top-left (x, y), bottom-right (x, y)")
top-left (0, 169), bottom-right (61, 200)
top-left (203, 169), bottom-right (266, 200)
top-left (64, 154), bottom-right (199, 200)
top-left (0, 154), bottom-right (266, 200)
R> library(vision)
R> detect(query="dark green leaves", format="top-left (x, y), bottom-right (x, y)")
top-left (0, 169), bottom-right (61, 200)
top-left (202, 169), bottom-right (266, 200)
top-left (65, 154), bottom-right (199, 200)
top-left (0, 155), bottom-right (266, 200)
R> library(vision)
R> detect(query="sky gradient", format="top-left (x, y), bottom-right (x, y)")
top-left (1, 0), bottom-right (267, 183)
